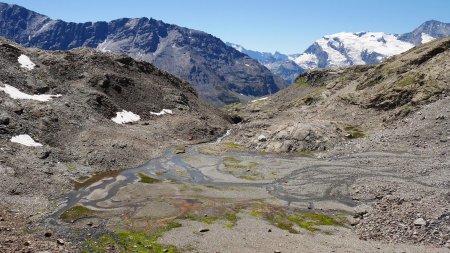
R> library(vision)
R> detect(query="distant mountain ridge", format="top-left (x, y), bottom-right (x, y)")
top-left (227, 42), bottom-right (304, 83)
top-left (230, 20), bottom-right (450, 83)
top-left (0, 2), bottom-right (287, 105)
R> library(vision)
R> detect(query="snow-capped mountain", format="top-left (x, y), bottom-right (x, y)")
top-left (292, 32), bottom-right (414, 69)
top-left (231, 20), bottom-right (449, 83)
top-left (226, 42), bottom-right (304, 83)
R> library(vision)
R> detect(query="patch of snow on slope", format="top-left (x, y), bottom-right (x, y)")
top-left (10, 134), bottom-right (43, 147)
top-left (251, 97), bottom-right (268, 103)
top-left (150, 109), bottom-right (173, 116)
top-left (0, 83), bottom-right (62, 102)
top-left (421, 33), bottom-right (435, 44)
top-left (97, 39), bottom-right (112, 53)
top-left (18, 54), bottom-right (36, 70)
top-left (111, 110), bottom-right (141, 124)
top-left (215, 129), bottom-right (231, 144)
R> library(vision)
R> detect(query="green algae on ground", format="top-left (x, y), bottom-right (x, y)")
top-left (60, 205), bottom-right (97, 222)
top-left (138, 173), bottom-right (161, 184)
top-left (252, 206), bottom-right (341, 234)
top-left (293, 150), bottom-right (318, 156)
top-left (83, 222), bottom-right (181, 253)
top-left (344, 126), bottom-right (366, 139)
top-left (183, 211), bottom-right (239, 228)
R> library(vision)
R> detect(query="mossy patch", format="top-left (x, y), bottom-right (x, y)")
top-left (83, 222), bottom-right (181, 253)
top-left (174, 145), bottom-right (186, 154)
top-left (60, 205), bottom-right (97, 222)
top-left (396, 75), bottom-right (415, 88)
top-left (295, 76), bottom-right (309, 88)
top-left (252, 205), bottom-right (341, 234)
top-left (223, 102), bottom-right (241, 111)
top-left (65, 163), bottom-right (77, 172)
top-left (183, 211), bottom-right (239, 228)
top-left (222, 142), bottom-right (244, 150)
top-left (293, 150), bottom-right (318, 156)
top-left (344, 126), bottom-right (366, 139)
top-left (138, 173), bottom-right (161, 184)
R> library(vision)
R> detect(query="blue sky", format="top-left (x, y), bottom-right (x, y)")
top-left (1, 0), bottom-right (449, 54)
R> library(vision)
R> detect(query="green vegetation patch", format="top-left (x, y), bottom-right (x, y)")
top-left (138, 173), bottom-right (161, 184)
top-left (222, 142), bottom-right (244, 150)
top-left (294, 76), bottom-right (310, 88)
top-left (183, 211), bottom-right (239, 228)
top-left (223, 102), bottom-right (241, 111)
top-left (60, 205), bottom-right (97, 222)
top-left (344, 126), bottom-right (366, 139)
top-left (396, 75), bottom-right (415, 88)
top-left (252, 206), bottom-right (341, 234)
top-left (83, 222), bottom-right (182, 253)
top-left (65, 163), bottom-right (77, 171)
top-left (293, 150), bottom-right (318, 156)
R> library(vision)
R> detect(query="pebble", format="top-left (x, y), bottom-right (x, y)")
top-left (0, 217), bottom-right (4, 221)
top-left (56, 239), bottom-right (65, 245)
top-left (413, 218), bottom-right (427, 226)
top-left (24, 241), bottom-right (31, 246)
top-left (199, 228), bottom-right (210, 233)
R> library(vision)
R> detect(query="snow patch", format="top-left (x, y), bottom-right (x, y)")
top-left (215, 129), bottom-right (231, 144)
top-left (251, 97), bottom-right (268, 103)
top-left (10, 134), bottom-right (43, 147)
top-left (18, 54), bottom-right (36, 70)
top-left (421, 33), bottom-right (435, 44)
top-left (0, 83), bottom-right (62, 102)
top-left (150, 109), bottom-right (173, 116)
top-left (111, 110), bottom-right (141, 124)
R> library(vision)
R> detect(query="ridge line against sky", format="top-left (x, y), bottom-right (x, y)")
top-left (1, 0), bottom-right (449, 54)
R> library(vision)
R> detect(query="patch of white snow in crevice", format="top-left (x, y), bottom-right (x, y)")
top-left (251, 97), bottom-right (268, 103)
top-left (0, 83), bottom-right (62, 102)
top-left (150, 109), bottom-right (173, 116)
top-left (215, 129), bottom-right (231, 144)
top-left (18, 54), bottom-right (36, 70)
top-left (10, 134), bottom-right (43, 147)
top-left (421, 33), bottom-right (435, 44)
top-left (111, 110), bottom-right (141, 124)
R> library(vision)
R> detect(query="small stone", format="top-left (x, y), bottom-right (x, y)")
top-left (24, 241), bottom-right (31, 246)
top-left (414, 218), bottom-right (427, 226)
top-left (257, 135), bottom-right (267, 142)
top-left (199, 228), bottom-right (210, 233)
top-left (347, 216), bottom-right (360, 226)
top-left (86, 221), bottom-right (93, 227)
top-left (56, 239), bottom-right (65, 245)
top-left (274, 250), bottom-right (281, 253)
top-left (44, 231), bottom-right (52, 237)
top-left (163, 249), bottom-right (169, 253)
top-left (0, 217), bottom-right (4, 221)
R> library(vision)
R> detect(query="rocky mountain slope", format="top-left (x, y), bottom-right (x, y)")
top-left (0, 3), bottom-right (286, 106)
top-left (227, 42), bottom-right (304, 83)
top-left (0, 35), bottom-right (230, 231)
top-left (232, 20), bottom-right (450, 83)
top-left (399, 20), bottom-right (450, 45)
top-left (225, 37), bottom-right (450, 247)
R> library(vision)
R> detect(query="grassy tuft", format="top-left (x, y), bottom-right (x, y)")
top-left (60, 205), bottom-right (97, 222)
top-left (83, 222), bottom-right (181, 253)
top-left (138, 173), bottom-right (161, 184)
